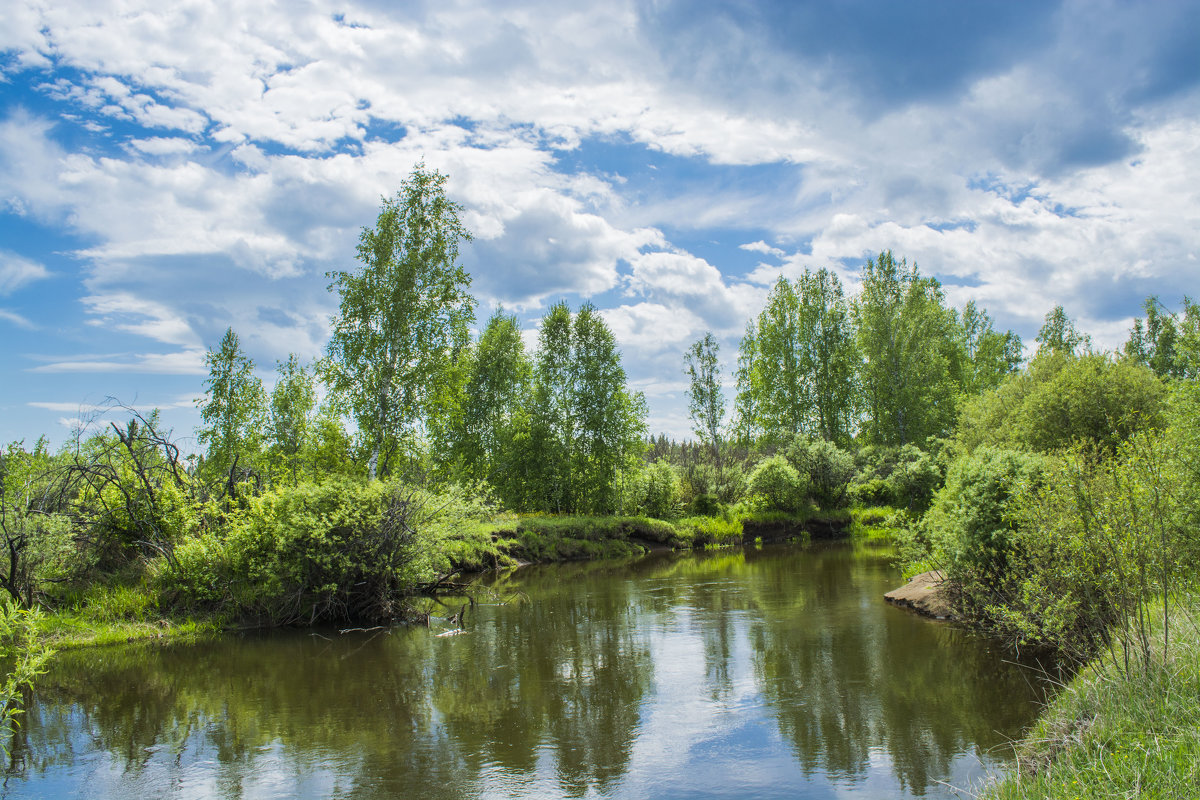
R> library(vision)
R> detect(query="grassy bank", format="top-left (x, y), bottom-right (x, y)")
top-left (17, 506), bottom-right (857, 650)
top-left (490, 507), bottom-right (856, 563)
top-left (985, 597), bottom-right (1200, 799)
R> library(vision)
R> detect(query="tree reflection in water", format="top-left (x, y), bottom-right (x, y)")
top-left (4, 544), bottom-right (1057, 799)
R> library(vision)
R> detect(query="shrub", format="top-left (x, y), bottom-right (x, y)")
top-left (1000, 432), bottom-right (1196, 661)
top-left (159, 479), bottom-right (491, 623)
top-left (0, 598), bottom-right (52, 741)
top-left (785, 437), bottom-right (854, 509)
top-left (639, 460), bottom-right (682, 519)
top-left (889, 445), bottom-right (944, 513)
top-left (921, 447), bottom-right (1048, 623)
top-left (956, 353), bottom-right (1166, 455)
top-left (748, 455), bottom-right (807, 513)
top-left (848, 444), bottom-right (944, 511)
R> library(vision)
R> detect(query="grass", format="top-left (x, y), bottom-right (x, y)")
top-left (848, 505), bottom-right (912, 542)
top-left (984, 596), bottom-right (1200, 799)
top-left (36, 612), bottom-right (222, 649)
top-left (490, 514), bottom-right (742, 562)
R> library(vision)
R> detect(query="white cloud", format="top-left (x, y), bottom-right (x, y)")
top-left (739, 240), bottom-right (785, 259)
top-left (0, 308), bottom-right (36, 328)
top-left (126, 137), bottom-right (202, 156)
top-left (1, 0), bottom-right (1198, 444)
top-left (82, 293), bottom-right (200, 348)
top-left (0, 251), bottom-right (49, 294)
top-left (28, 349), bottom-right (207, 374)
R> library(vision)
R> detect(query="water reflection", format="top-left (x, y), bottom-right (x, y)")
top-left (3, 543), bottom-right (1057, 799)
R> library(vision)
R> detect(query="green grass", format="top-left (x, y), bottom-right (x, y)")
top-left (36, 611), bottom-right (222, 650)
top-left (848, 505), bottom-right (912, 542)
top-left (490, 513), bottom-right (753, 562)
top-left (985, 597), bottom-right (1200, 799)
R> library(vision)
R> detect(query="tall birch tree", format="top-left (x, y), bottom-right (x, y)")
top-left (321, 164), bottom-right (475, 480)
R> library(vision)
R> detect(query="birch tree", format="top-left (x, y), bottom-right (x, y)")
top-left (321, 164), bottom-right (475, 480)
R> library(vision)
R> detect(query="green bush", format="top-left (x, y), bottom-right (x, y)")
top-left (956, 353), bottom-right (1166, 455)
top-left (889, 444), bottom-right (944, 513)
top-left (158, 479), bottom-right (493, 623)
top-left (678, 461), bottom-right (747, 511)
top-left (999, 432), bottom-right (1196, 660)
top-left (920, 447), bottom-right (1048, 623)
top-left (785, 437), bottom-right (854, 509)
top-left (639, 460), bottom-right (682, 519)
top-left (849, 444), bottom-right (944, 511)
top-left (0, 598), bottom-right (52, 741)
top-left (747, 455), bottom-right (807, 513)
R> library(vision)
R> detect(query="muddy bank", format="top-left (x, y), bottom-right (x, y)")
top-left (884, 570), bottom-right (953, 620)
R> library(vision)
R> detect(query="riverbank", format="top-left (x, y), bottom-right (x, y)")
top-left (22, 507), bottom-right (863, 651)
top-left (983, 596), bottom-right (1200, 798)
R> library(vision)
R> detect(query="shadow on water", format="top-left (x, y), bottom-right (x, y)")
top-left (3, 542), bottom-right (1063, 799)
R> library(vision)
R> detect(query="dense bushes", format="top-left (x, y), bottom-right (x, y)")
top-left (956, 353), bottom-right (1166, 455)
top-left (786, 437), bottom-right (855, 508)
top-left (849, 444), bottom-right (944, 512)
top-left (164, 479), bottom-right (494, 624)
top-left (916, 447), bottom-right (1048, 623)
top-left (908, 368), bottom-right (1199, 660)
top-left (748, 455), bottom-right (806, 513)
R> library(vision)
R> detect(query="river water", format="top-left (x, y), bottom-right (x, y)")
top-left (2, 542), bottom-right (1055, 799)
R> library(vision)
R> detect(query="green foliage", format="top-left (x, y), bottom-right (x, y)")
top-left (77, 582), bottom-right (159, 623)
top-left (849, 444), bottom-right (945, 512)
top-left (795, 268), bottom-right (860, 444)
top-left (637, 460), bottom-right (683, 520)
top-left (1, 439), bottom-right (78, 607)
top-left (785, 436), bottom-right (854, 509)
top-left (956, 352), bottom-right (1166, 455)
top-left (735, 270), bottom-right (859, 444)
top-left (495, 513), bottom-right (744, 561)
top-left (731, 319), bottom-right (761, 445)
top-left (999, 432), bottom-right (1195, 660)
top-left (1124, 295), bottom-right (1200, 381)
top-left (454, 308), bottom-right (532, 501)
top-left (848, 505), bottom-right (912, 543)
top-left (197, 327), bottom-right (265, 483)
top-left (959, 300), bottom-right (1023, 395)
top-left (986, 599), bottom-right (1200, 800)
top-left (68, 411), bottom-right (202, 575)
top-left (161, 479), bottom-right (494, 623)
top-left (524, 302), bottom-right (647, 515)
top-left (0, 598), bottom-right (53, 746)
top-left (683, 331), bottom-right (725, 459)
top-left (748, 455), bottom-right (807, 513)
top-left (1035, 304), bottom-right (1091, 357)
top-left (854, 251), bottom-right (961, 447)
top-left (302, 405), bottom-right (361, 480)
top-left (676, 459), bottom-right (747, 513)
top-left (321, 163), bottom-right (476, 480)
top-left (675, 514), bottom-right (743, 547)
top-left (919, 447), bottom-right (1048, 624)
top-left (571, 303), bottom-right (646, 514)
top-left (266, 354), bottom-right (316, 486)
top-left (498, 516), bottom-right (680, 561)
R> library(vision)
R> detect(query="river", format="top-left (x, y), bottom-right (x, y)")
top-left (2, 542), bottom-right (1056, 799)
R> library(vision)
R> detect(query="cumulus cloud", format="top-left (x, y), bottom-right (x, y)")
top-left (1, 0), bottom-right (1197, 441)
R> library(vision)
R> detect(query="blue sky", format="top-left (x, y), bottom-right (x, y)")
top-left (1, 0), bottom-right (1198, 445)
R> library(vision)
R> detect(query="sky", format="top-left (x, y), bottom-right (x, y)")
top-left (1, 0), bottom-right (1198, 447)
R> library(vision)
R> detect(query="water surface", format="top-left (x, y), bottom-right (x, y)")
top-left (2, 543), bottom-right (1055, 798)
